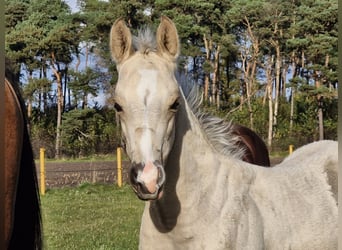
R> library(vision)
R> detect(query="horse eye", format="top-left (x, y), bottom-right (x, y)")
top-left (170, 100), bottom-right (180, 111)
top-left (114, 102), bottom-right (123, 112)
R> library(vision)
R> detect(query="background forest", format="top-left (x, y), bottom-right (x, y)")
top-left (5, 0), bottom-right (338, 158)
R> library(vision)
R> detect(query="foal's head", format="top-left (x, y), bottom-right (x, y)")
top-left (110, 17), bottom-right (180, 200)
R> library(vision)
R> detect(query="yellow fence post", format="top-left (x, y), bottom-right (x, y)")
top-left (40, 148), bottom-right (46, 195)
top-left (289, 145), bottom-right (294, 155)
top-left (117, 147), bottom-right (122, 187)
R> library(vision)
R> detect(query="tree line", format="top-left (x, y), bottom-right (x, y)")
top-left (5, 0), bottom-right (337, 158)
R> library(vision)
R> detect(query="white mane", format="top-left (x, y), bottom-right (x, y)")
top-left (177, 74), bottom-right (245, 160)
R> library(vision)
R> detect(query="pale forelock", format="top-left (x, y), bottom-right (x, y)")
top-left (177, 73), bottom-right (245, 160)
top-left (133, 27), bottom-right (157, 55)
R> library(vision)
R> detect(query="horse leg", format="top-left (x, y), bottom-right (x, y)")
top-left (5, 80), bottom-right (23, 246)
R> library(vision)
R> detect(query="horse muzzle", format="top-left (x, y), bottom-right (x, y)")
top-left (129, 161), bottom-right (165, 200)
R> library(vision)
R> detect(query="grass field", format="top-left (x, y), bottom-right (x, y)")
top-left (41, 184), bottom-right (144, 249)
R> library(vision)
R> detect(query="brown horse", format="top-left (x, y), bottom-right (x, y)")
top-left (5, 64), bottom-right (42, 249)
top-left (232, 124), bottom-right (270, 166)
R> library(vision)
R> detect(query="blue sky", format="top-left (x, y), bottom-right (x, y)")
top-left (66, 0), bottom-right (79, 13)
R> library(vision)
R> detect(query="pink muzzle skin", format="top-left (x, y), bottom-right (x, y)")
top-left (129, 161), bottom-right (165, 200)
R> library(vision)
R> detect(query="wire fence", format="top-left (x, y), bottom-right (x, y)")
top-left (36, 161), bottom-right (130, 189)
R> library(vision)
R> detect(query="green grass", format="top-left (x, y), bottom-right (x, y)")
top-left (269, 151), bottom-right (289, 158)
top-left (41, 184), bottom-right (144, 250)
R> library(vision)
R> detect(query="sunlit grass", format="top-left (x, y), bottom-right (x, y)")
top-left (41, 183), bottom-right (144, 249)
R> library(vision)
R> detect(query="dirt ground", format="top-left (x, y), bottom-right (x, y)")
top-left (36, 158), bottom-right (284, 189)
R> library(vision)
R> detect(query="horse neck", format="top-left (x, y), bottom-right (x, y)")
top-left (169, 97), bottom-right (217, 184)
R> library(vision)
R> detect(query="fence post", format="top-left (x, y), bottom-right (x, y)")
top-left (117, 147), bottom-right (122, 187)
top-left (289, 145), bottom-right (294, 155)
top-left (40, 148), bottom-right (46, 195)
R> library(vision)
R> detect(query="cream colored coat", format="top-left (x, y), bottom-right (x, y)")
top-left (110, 16), bottom-right (338, 250)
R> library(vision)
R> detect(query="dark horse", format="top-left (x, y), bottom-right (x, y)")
top-left (232, 124), bottom-right (270, 166)
top-left (5, 62), bottom-right (42, 249)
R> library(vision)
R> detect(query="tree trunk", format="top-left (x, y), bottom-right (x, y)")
top-left (50, 52), bottom-right (63, 159)
top-left (85, 43), bottom-right (89, 68)
top-left (289, 59), bottom-right (295, 133)
top-left (318, 102), bottom-right (324, 140)
top-left (243, 17), bottom-right (259, 129)
top-left (82, 94), bottom-right (88, 109)
top-left (246, 87), bottom-right (254, 130)
top-left (245, 58), bottom-right (254, 129)
top-left (239, 38), bottom-right (254, 128)
top-left (266, 56), bottom-right (274, 148)
top-left (203, 34), bottom-right (215, 104)
top-left (63, 66), bottom-right (68, 111)
top-left (290, 89), bottom-right (294, 134)
top-left (27, 71), bottom-right (33, 120)
top-left (273, 44), bottom-right (281, 132)
top-left (267, 85), bottom-right (273, 148)
top-left (213, 45), bottom-right (221, 109)
top-left (204, 76), bottom-right (209, 103)
top-left (282, 63), bottom-right (288, 97)
top-left (203, 34), bottom-right (212, 104)
top-left (73, 53), bottom-right (81, 108)
top-left (240, 53), bottom-right (246, 110)
top-left (314, 64), bottom-right (324, 140)
top-left (289, 5), bottom-right (296, 134)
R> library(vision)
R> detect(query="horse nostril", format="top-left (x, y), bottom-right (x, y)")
top-left (129, 166), bottom-right (139, 184)
top-left (137, 182), bottom-right (150, 194)
top-left (130, 163), bottom-right (144, 182)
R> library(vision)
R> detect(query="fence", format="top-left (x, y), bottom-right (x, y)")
top-left (38, 148), bottom-right (129, 195)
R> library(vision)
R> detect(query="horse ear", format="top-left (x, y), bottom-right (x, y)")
top-left (156, 16), bottom-right (180, 60)
top-left (110, 18), bottom-right (134, 64)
